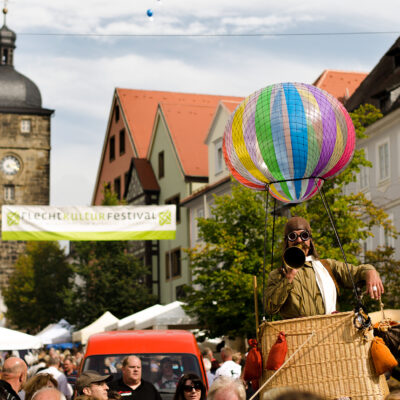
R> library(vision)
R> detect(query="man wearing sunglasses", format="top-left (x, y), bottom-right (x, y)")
top-left (265, 216), bottom-right (384, 319)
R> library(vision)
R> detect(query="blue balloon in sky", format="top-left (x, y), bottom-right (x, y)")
top-left (146, 9), bottom-right (153, 17)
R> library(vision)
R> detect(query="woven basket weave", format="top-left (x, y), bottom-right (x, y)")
top-left (260, 311), bottom-right (389, 400)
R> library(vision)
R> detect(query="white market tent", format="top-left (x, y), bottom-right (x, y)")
top-left (0, 327), bottom-right (42, 350)
top-left (36, 319), bottom-right (72, 345)
top-left (106, 301), bottom-right (197, 331)
top-left (72, 311), bottom-right (119, 344)
top-left (106, 304), bottom-right (165, 331)
top-left (144, 301), bottom-right (197, 330)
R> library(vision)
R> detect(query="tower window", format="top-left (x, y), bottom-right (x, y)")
top-left (4, 185), bottom-right (15, 201)
top-left (2, 49), bottom-right (8, 64)
top-left (21, 119), bottom-right (31, 133)
top-left (109, 136), bottom-right (115, 161)
top-left (158, 151), bottom-right (164, 179)
top-left (115, 105), bottom-right (120, 122)
top-left (119, 129), bottom-right (125, 155)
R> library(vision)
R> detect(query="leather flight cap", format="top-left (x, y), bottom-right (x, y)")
top-left (76, 370), bottom-right (112, 393)
top-left (284, 216), bottom-right (312, 237)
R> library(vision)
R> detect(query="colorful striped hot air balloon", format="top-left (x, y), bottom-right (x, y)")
top-left (223, 82), bottom-right (356, 203)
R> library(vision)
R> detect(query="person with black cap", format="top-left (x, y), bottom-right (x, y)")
top-left (75, 370), bottom-right (112, 400)
top-left (265, 216), bottom-right (384, 319)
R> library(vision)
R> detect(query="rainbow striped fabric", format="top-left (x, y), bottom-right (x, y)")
top-left (223, 82), bottom-right (355, 203)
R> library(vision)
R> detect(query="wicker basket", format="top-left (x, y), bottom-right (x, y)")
top-left (259, 311), bottom-right (389, 400)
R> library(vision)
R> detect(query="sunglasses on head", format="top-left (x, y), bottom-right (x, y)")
top-left (287, 230), bottom-right (311, 242)
top-left (183, 382), bottom-right (202, 392)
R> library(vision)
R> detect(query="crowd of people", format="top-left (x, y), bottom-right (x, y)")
top-left (0, 342), bottom-right (399, 400)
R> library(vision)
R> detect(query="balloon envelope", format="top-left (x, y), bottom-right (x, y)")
top-left (223, 82), bottom-right (356, 203)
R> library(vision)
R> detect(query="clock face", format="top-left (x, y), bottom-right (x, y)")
top-left (1, 155), bottom-right (21, 176)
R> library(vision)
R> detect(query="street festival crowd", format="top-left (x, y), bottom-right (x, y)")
top-left (0, 218), bottom-right (399, 400)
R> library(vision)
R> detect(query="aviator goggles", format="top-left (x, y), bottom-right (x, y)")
top-left (183, 382), bottom-right (202, 392)
top-left (287, 230), bottom-right (312, 242)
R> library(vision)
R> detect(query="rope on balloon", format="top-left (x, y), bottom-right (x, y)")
top-left (262, 187), bottom-right (270, 320)
top-left (315, 180), bottom-right (371, 329)
top-left (262, 186), bottom-right (277, 321)
top-left (260, 176), bottom-right (370, 329)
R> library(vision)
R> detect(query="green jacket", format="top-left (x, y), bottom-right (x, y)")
top-left (265, 259), bottom-right (375, 319)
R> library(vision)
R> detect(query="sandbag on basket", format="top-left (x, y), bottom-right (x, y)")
top-left (371, 336), bottom-right (398, 375)
top-left (374, 322), bottom-right (400, 360)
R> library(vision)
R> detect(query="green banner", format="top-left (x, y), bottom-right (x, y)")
top-left (2, 205), bottom-right (177, 241)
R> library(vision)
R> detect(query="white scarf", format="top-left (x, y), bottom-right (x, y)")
top-left (306, 256), bottom-right (337, 314)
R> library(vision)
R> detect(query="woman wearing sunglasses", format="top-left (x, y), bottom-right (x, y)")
top-left (173, 374), bottom-right (206, 400)
top-left (265, 216), bottom-right (384, 319)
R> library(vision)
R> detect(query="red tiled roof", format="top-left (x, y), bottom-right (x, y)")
top-left (160, 100), bottom-right (242, 177)
top-left (117, 89), bottom-right (242, 160)
top-left (313, 70), bottom-right (367, 103)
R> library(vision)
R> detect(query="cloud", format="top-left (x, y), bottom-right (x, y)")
top-left (6, 0), bottom-right (399, 207)
top-left (10, 0), bottom-right (400, 35)
top-left (50, 143), bottom-right (99, 206)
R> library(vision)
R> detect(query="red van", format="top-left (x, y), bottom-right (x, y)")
top-left (81, 330), bottom-right (207, 399)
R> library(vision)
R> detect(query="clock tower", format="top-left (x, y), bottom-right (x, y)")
top-left (0, 7), bottom-right (53, 316)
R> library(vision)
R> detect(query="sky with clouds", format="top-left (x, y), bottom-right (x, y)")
top-left (4, 0), bottom-right (400, 205)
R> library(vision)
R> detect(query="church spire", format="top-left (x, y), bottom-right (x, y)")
top-left (0, 2), bottom-right (16, 67)
top-left (2, 0), bottom-right (7, 26)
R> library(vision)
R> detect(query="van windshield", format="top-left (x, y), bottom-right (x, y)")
top-left (82, 353), bottom-right (203, 398)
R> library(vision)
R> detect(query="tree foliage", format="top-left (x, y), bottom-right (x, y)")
top-left (185, 104), bottom-right (395, 338)
top-left (3, 241), bottom-right (73, 332)
top-left (66, 186), bottom-right (156, 328)
top-left (364, 247), bottom-right (400, 310)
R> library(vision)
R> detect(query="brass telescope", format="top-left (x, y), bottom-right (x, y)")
top-left (283, 244), bottom-right (306, 270)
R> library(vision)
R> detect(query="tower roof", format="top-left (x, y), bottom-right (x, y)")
top-left (0, 8), bottom-right (48, 113)
top-left (0, 66), bottom-right (42, 109)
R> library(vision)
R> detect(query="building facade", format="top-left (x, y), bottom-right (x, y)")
top-left (345, 37), bottom-right (400, 257)
top-left (92, 89), bottom-right (242, 303)
top-left (0, 10), bottom-right (53, 322)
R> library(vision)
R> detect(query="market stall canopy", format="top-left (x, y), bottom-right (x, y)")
top-left (106, 304), bottom-right (165, 331)
top-left (36, 319), bottom-right (73, 345)
top-left (0, 327), bottom-right (43, 350)
top-left (106, 301), bottom-right (198, 331)
top-left (72, 311), bottom-right (119, 344)
top-left (149, 301), bottom-right (198, 330)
